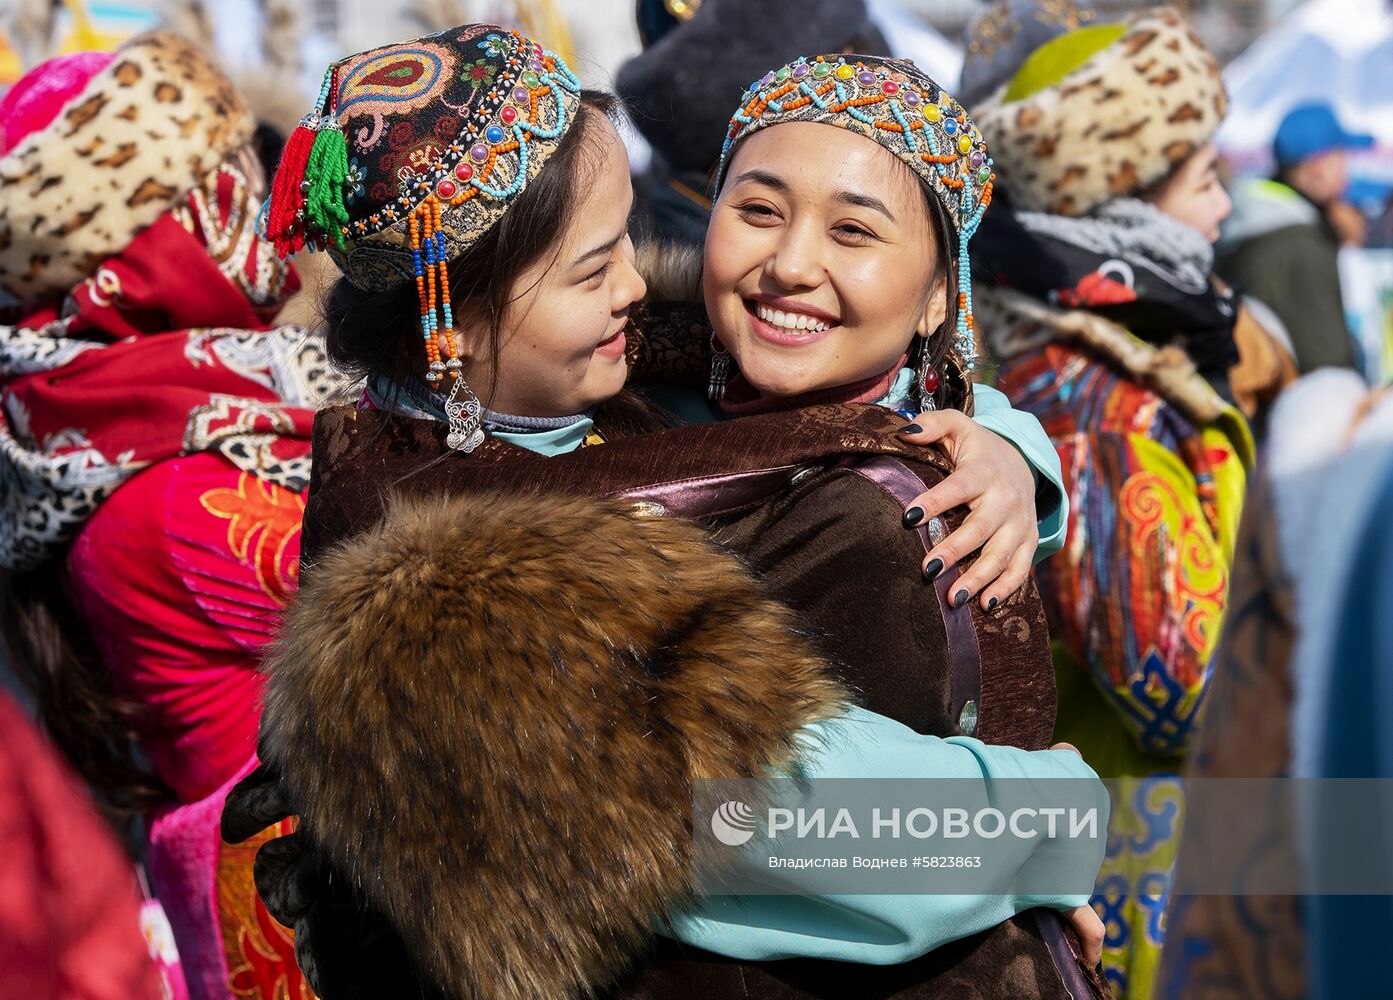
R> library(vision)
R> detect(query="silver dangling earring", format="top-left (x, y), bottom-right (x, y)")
top-left (708, 332), bottom-right (732, 403)
top-left (443, 362), bottom-right (485, 453)
top-left (916, 344), bottom-right (940, 413)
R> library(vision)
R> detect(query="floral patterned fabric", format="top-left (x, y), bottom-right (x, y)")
top-left (69, 456), bottom-right (303, 804)
top-left (0, 163), bottom-right (332, 572)
top-left (998, 338), bottom-right (1252, 999)
top-left (1, 155), bottom-right (338, 999)
top-left (71, 453), bottom-right (313, 1000)
top-left (308, 25), bottom-right (581, 291)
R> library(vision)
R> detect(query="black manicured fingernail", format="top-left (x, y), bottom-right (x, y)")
top-left (954, 588), bottom-right (970, 608)
top-left (903, 506), bottom-right (925, 528)
top-left (923, 558), bottom-right (944, 580)
top-left (988, 597), bottom-right (999, 611)
top-left (899, 423), bottom-right (923, 435)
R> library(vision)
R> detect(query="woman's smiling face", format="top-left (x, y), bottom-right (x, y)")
top-left (463, 113), bottom-right (646, 417)
top-left (703, 121), bottom-right (947, 399)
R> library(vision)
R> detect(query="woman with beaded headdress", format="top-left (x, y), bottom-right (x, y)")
top-left (225, 24), bottom-right (1109, 1000)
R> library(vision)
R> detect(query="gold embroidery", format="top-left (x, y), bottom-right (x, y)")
top-left (968, 3), bottom-right (1021, 62)
top-left (969, 0), bottom-right (1099, 62)
top-left (1034, 0), bottom-right (1098, 31)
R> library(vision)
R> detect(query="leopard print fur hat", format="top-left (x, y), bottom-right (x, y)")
top-left (0, 32), bottom-right (254, 306)
top-left (971, 7), bottom-right (1227, 218)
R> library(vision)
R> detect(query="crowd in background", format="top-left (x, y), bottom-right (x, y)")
top-left (2, 2), bottom-right (1391, 999)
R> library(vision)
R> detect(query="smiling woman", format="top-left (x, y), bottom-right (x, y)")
top-left (322, 89), bottom-right (649, 433)
top-left (705, 122), bottom-right (957, 401)
top-left (223, 25), bottom-right (1108, 1000)
top-left (442, 105), bottom-right (643, 418)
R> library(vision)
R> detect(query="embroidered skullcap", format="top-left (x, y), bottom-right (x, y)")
top-left (259, 24), bottom-right (581, 293)
top-left (715, 54), bottom-right (995, 369)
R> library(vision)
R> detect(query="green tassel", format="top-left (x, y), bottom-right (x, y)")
top-left (304, 124), bottom-right (350, 248)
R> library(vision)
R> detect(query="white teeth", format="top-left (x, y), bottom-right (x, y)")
top-left (755, 303), bottom-right (830, 333)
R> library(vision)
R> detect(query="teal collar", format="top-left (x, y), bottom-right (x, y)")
top-left (366, 374), bottom-right (595, 456)
top-left (875, 367), bottom-right (918, 413)
top-left (493, 419), bottom-right (594, 456)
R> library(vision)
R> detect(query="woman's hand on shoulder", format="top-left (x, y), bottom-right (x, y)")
top-left (897, 410), bottom-right (1037, 610)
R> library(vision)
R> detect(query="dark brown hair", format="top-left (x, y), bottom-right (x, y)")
top-left (325, 90), bottom-right (623, 408)
top-left (916, 186), bottom-right (972, 415)
top-left (0, 94), bottom-right (656, 834)
top-left (2, 562), bottom-right (171, 828)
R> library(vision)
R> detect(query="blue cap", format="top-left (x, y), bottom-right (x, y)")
top-left (1273, 102), bottom-right (1375, 167)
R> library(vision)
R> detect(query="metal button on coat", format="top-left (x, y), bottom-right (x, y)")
top-left (958, 699), bottom-right (979, 736)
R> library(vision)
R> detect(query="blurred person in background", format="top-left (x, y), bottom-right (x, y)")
top-left (1217, 101), bottom-right (1375, 374)
top-left (1157, 371), bottom-right (1393, 1000)
top-left (618, 0), bottom-right (889, 248)
top-left (963, 3), bottom-right (1295, 994)
top-left (0, 32), bottom-right (337, 1000)
top-left (0, 688), bottom-right (162, 1000)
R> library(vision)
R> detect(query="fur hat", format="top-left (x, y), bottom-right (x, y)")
top-left (617, 0), bottom-right (888, 176)
top-left (973, 7), bottom-right (1227, 218)
top-left (261, 25), bottom-right (580, 296)
top-left (716, 54), bottom-right (995, 369)
top-left (0, 32), bottom-right (254, 306)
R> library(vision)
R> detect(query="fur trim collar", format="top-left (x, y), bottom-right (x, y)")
top-left (974, 7), bottom-right (1226, 217)
top-left (981, 284), bottom-right (1228, 425)
top-left (260, 489), bottom-right (845, 999)
top-left (0, 31), bottom-right (253, 305)
top-left (635, 239), bottom-right (703, 304)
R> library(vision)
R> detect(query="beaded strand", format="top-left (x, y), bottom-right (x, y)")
top-left (411, 198), bottom-right (461, 385)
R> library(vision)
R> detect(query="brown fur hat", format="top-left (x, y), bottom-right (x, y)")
top-left (259, 489), bottom-right (846, 999)
top-left (0, 31), bottom-right (254, 305)
top-left (973, 7), bottom-right (1227, 217)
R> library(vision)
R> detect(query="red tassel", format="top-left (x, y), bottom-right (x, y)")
top-left (266, 119), bottom-right (318, 257)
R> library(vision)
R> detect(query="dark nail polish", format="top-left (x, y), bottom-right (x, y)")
top-left (899, 423), bottom-right (923, 435)
top-left (923, 558), bottom-right (944, 581)
top-left (954, 588), bottom-right (970, 608)
top-left (903, 506), bottom-right (925, 528)
top-left (988, 597), bottom-right (999, 611)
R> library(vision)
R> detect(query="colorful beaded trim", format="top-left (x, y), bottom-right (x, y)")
top-left (410, 197), bottom-right (462, 384)
top-left (716, 55), bottom-right (995, 370)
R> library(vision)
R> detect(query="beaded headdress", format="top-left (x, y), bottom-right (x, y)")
top-left (715, 55), bottom-right (994, 370)
top-left (258, 24), bottom-right (580, 418)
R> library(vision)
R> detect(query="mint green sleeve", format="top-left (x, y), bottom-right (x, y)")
top-left (663, 706), bottom-right (1108, 964)
top-left (969, 383), bottom-right (1068, 562)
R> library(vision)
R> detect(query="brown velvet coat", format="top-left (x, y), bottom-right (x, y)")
top-left (226, 398), bottom-right (1105, 1000)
